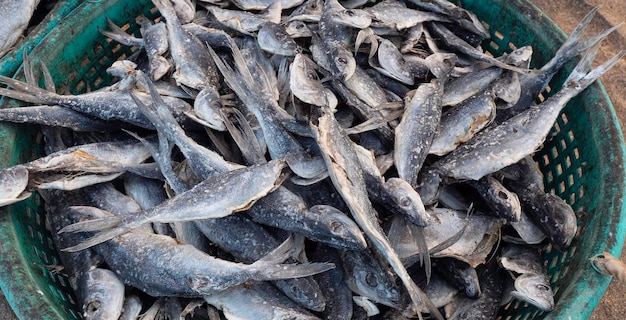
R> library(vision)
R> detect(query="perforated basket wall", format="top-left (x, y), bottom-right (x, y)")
top-left (0, 0), bottom-right (624, 319)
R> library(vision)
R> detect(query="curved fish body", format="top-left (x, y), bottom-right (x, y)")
top-left (497, 7), bottom-right (622, 122)
top-left (209, 40), bottom-right (327, 180)
top-left (407, 0), bottom-right (489, 38)
top-left (92, 226), bottom-right (334, 297)
top-left (312, 108), bottom-right (443, 318)
top-left (429, 91), bottom-right (496, 156)
top-left (366, 0), bottom-right (448, 30)
top-left (152, 0), bottom-right (221, 95)
top-left (343, 67), bottom-right (390, 109)
top-left (434, 46), bottom-right (626, 181)
top-left (230, 0), bottom-right (305, 10)
top-left (0, 76), bottom-right (191, 129)
top-left (204, 282), bottom-right (320, 320)
top-left (195, 214), bottom-right (326, 311)
top-left (441, 67), bottom-right (502, 107)
top-left (373, 38), bottom-right (416, 85)
top-left (137, 18), bottom-right (171, 80)
top-left (203, 2), bottom-right (281, 35)
top-left (394, 80), bottom-right (443, 188)
top-left (60, 160), bottom-right (286, 252)
top-left (503, 160), bottom-right (577, 251)
top-left (247, 189), bottom-right (367, 250)
top-left (0, 105), bottom-right (120, 132)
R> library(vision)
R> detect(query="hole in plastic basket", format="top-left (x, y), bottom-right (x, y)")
top-left (508, 42), bottom-right (517, 50)
top-left (490, 41), bottom-right (500, 51)
top-left (551, 146), bottom-right (559, 159)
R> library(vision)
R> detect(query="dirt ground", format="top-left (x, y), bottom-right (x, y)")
top-left (530, 0), bottom-right (626, 319)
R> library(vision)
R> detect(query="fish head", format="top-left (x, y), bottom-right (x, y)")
top-left (258, 22), bottom-right (298, 56)
top-left (285, 20), bottom-right (313, 38)
top-left (307, 205), bottom-right (367, 250)
top-left (538, 193), bottom-right (577, 251)
top-left (329, 9), bottom-right (372, 29)
top-left (343, 250), bottom-right (401, 308)
top-left (330, 47), bottom-right (357, 80)
top-left (106, 60), bottom-right (137, 78)
top-left (511, 273), bottom-right (555, 312)
top-left (383, 178), bottom-right (431, 227)
top-left (505, 45), bottom-right (533, 67)
top-left (82, 268), bottom-right (125, 320)
top-left (192, 86), bottom-right (226, 131)
top-left (281, 278), bottom-right (326, 311)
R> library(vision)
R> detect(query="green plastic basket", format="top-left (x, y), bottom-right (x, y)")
top-left (0, 0), bottom-right (624, 319)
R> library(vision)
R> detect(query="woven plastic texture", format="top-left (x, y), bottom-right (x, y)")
top-left (0, 0), bottom-right (624, 319)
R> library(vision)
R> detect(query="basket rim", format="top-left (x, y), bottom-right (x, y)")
top-left (0, 0), bottom-right (624, 319)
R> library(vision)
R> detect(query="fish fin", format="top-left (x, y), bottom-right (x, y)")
top-left (412, 225), bottom-right (431, 284)
top-left (38, 61), bottom-right (56, 92)
top-left (256, 261), bottom-right (335, 281)
top-left (23, 51), bottom-right (36, 86)
top-left (252, 236), bottom-right (335, 279)
top-left (58, 207), bottom-right (122, 233)
top-left (255, 234), bottom-right (295, 264)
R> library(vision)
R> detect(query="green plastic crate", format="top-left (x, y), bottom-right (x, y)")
top-left (0, 0), bottom-right (624, 319)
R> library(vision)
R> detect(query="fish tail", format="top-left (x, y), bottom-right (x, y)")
top-left (563, 44), bottom-right (626, 93)
top-left (544, 7), bottom-right (621, 74)
top-left (98, 18), bottom-right (143, 47)
top-left (61, 226), bottom-right (132, 252)
top-left (0, 76), bottom-right (56, 104)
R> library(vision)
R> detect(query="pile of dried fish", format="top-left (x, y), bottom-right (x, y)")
top-left (0, 0), bottom-right (624, 319)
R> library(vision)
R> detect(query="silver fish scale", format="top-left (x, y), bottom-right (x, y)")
top-left (0, 1), bottom-right (623, 319)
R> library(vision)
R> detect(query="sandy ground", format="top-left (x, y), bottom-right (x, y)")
top-left (1, 0), bottom-right (625, 319)
top-left (530, 1), bottom-right (626, 319)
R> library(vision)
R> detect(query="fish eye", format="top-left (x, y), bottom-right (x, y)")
top-left (330, 220), bottom-right (344, 234)
top-left (498, 191), bottom-right (509, 199)
top-left (210, 101), bottom-right (222, 109)
top-left (275, 32), bottom-right (287, 41)
top-left (86, 301), bottom-right (101, 315)
top-left (345, 10), bottom-right (355, 17)
top-left (400, 196), bottom-right (412, 208)
top-left (536, 284), bottom-right (550, 292)
top-left (365, 272), bottom-right (378, 287)
top-left (306, 71), bottom-right (317, 80)
top-left (337, 57), bottom-right (347, 65)
top-left (295, 23), bottom-right (304, 29)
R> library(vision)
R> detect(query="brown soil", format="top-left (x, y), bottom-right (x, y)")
top-left (530, 1), bottom-right (626, 319)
